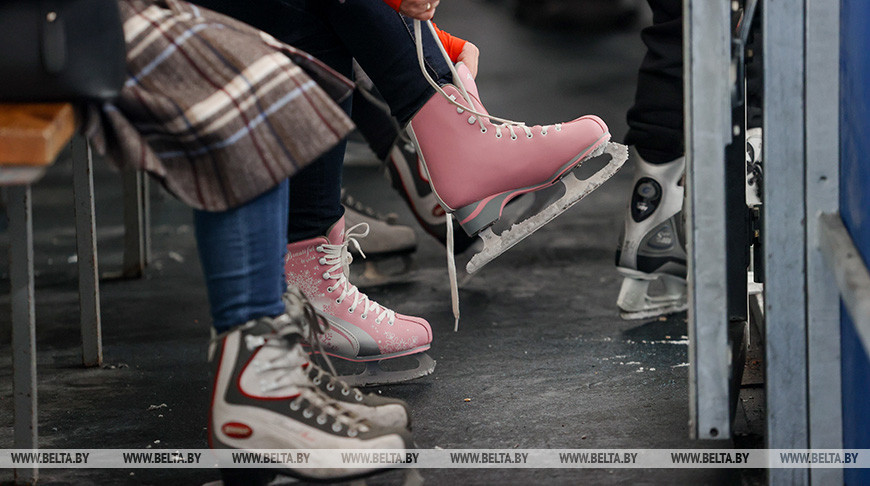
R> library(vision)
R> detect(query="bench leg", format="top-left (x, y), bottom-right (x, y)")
top-left (72, 137), bottom-right (102, 367)
top-left (122, 170), bottom-right (150, 278)
top-left (8, 185), bottom-right (39, 485)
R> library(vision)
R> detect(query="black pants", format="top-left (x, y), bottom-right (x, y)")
top-left (625, 0), bottom-right (762, 164)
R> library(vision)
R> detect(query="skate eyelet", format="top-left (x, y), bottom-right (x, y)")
top-left (480, 127), bottom-right (487, 134)
top-left (290, 401), bottom-right (301, 411)
top-left (303, 409), bottom-right (313, 419)
top-left (327, 286), bottom-right (334, 292)
top-left (316, 245), bottom-right (324, 252)
top-left (341, 387), bottom-right (351, 396)
top-left (495, 132), bottom-right (502, 138)
top-left (355, 394), bottom-right (364, 402)
top-left (313, 377), bottom-right (321, 385)
top-left (527, 133), bottom-right (533, 139)
top-left (316, 415), bottom-right (327, 425)
top-left (541, 130), bottom-right (548, 136)
top-left (511, 135), bottom-right (517, 140)
top-left (457, 107), bottom-right (464, 114)
top-left (375, 318), bottom-right (382, 324)
top-left (332, 423), bottom-right (343, 432)
top-left (319, 257), bottom-right (326, 265)
top-left (555, 126), bottom-right (562, 131)
top-left (361, 314), bottom-right (367, 319)
top-left (348, 430), bottom-right (358, 438)
top-left (467, 116), bottom-right (476, 124)
top-left (347, 307), bottom-right (354, 314)
top-left (326, 383), bottom-right (335, 391)
top-left (322, 272), bottom-right (330, 280)
top-left (336, 298), bottom-right (342, 304)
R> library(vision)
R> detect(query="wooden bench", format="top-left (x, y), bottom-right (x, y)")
top-left (1, 103), bottom-right (101, 485)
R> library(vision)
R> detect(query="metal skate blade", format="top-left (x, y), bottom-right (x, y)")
top-left (466, 142), bottom-right (629, 274)
top-left (619, 302), bottom-right (689, 321)
top-left (337, 353), bottom-right (436, 387)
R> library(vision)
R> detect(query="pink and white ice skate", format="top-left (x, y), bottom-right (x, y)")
top-left (409, 21), bottom-right (628, 276)
top-left (284, 216), bottom-right (435, 386)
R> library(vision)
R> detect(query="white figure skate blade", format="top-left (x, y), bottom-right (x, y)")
top-left (466, 142), bottom-right (629, 275)
top-left (338, 353), bottom-right (436, 387)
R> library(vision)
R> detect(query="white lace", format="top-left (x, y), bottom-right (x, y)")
top-left (282, 287), bottom-right (367, 403)
top-left (319, 222), bottom-right (396, 325)
top-left (414, 20), bottom-right (562, 138)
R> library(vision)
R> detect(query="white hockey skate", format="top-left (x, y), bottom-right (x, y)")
top-left (615, 155), bottom-right (688, 320)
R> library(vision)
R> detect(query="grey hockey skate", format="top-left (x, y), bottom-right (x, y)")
top-left (209, 312), bottom-right (412, 483)
top-left (342, 191), bottom-right (418, 287)
top-left (615, 155), bottom-right (688, 320)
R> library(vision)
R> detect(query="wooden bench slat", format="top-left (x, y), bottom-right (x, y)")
top-left (0, 103), bottom-right (77, 166)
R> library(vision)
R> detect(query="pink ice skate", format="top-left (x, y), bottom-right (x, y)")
top-left (409, 21), bottom-right (628, 276)
top-left (284, 216), bottom-right (435, 386)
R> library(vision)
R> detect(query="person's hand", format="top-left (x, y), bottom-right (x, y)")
top-left (456, 42), bottom-right (479, 78)
top-left (400, 0), bottom-right (439, 21)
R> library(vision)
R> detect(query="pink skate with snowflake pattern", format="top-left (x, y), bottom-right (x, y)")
top-left (284, 216), bottom-right (435, 386)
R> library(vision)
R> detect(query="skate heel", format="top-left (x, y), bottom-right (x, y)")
top-left (616, 273), bottom-right (655, 312)
top-left (453, 196), bottom-right (507, 236)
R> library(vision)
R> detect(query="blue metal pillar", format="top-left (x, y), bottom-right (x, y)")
top-left (839, 0), bottom-right (870, 483)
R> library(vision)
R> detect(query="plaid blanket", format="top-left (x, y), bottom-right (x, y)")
top-left (90, 0), bottom-right (355, 211)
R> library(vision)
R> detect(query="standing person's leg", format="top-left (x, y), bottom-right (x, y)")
top-left (624, 0), bottom-right (684, 164)
top-left (616, 0), bottom-right (688, 320)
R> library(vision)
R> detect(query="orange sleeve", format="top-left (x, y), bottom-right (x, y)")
top-left (383, 0), bottom-right (402, 11)
top-left (431, 22), bottom-right (468, 63)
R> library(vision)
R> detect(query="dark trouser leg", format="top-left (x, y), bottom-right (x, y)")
top-left (624, 0), bottom-right (683, 164)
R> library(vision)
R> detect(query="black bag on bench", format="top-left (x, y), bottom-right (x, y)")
top-left (0, 0), bottom-right (126, 102)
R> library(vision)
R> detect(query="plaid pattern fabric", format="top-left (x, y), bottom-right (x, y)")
top-left (92, 0), bottom-right (355, 211)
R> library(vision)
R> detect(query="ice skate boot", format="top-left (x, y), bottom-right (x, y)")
top-left (285, 216), bottom-right (435, 386)
top-left (342, 191), bottom-right (418, 287)
top-left (615, 155), bottom-right (688, 320)
top-left (282, 285), bottom-right (412, 430)
top-left (209, 313), bottom-right (412, 484)
top-left (409, 21), bottom-right (628, 276)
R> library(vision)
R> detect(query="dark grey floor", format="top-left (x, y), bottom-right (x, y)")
top-left (0, 1), bottom-right (763, 485)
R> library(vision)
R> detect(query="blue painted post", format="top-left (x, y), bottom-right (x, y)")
top-left (839, 1), bottom-right (870, 484)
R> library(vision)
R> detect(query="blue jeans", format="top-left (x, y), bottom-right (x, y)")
top-left (194, 181), bottom-right (289, 332)
top-left (192, 0), bottom-right (453, 241)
